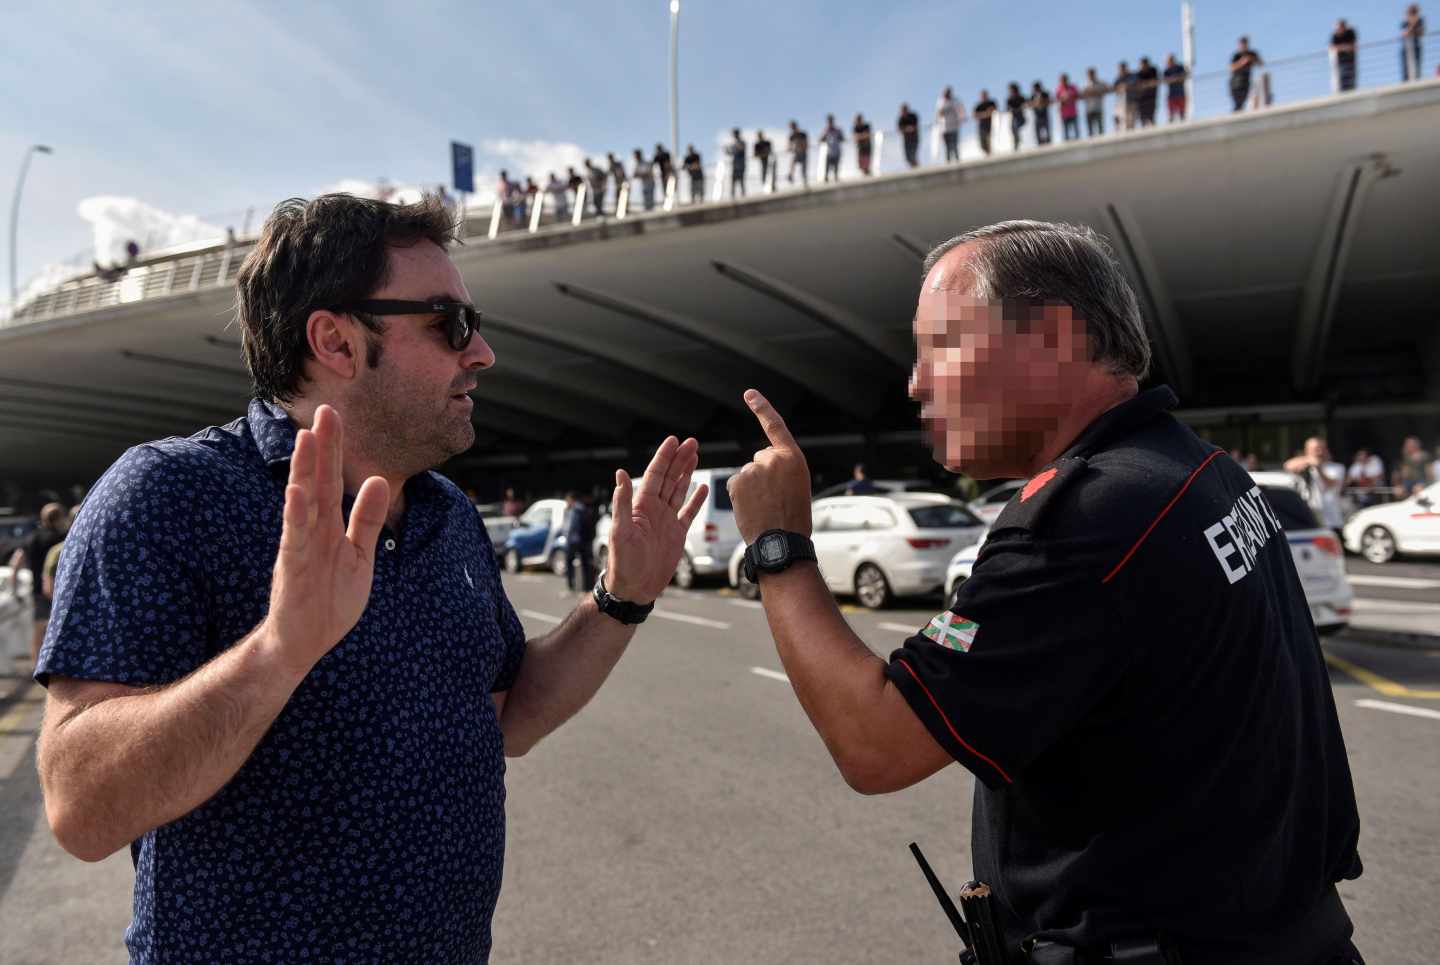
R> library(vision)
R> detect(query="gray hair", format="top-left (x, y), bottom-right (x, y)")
top-left (921, 220), bottom-right (1152, 381)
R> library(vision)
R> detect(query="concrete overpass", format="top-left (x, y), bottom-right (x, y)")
top-left (3, 78), bottom-right (1438, 496)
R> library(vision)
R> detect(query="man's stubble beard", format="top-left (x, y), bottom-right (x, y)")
top-left (350, 361), bottom-right (477, 479)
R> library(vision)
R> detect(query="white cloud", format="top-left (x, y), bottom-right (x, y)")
top-left (76, 196), bottom-right (224, 265)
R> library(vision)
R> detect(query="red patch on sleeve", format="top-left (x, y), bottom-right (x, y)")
top-left (1020, 467), bottom-right (1058, 502)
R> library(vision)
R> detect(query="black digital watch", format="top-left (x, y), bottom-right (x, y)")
top-left (742, 529), bottom-right (817, 583)
top-left (592, 571), bottom-right (654, 625)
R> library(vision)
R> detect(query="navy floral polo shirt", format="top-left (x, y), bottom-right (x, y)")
top-left (37, 400), bottom-right (527, 964)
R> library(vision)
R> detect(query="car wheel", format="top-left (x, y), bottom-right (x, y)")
top-left (737, 573), bottom-right (761, 600)
top-left (1317, 623), bottom-right (1348, 637)
top-left (855, 563), bottom-right (892, 609)
top-left (1360, 525), bottom-right (1397, 564)
top-left (504, 549), bottom-right (522, 574)
top-left (550, 548), bottom-right (568, 577)
top-left (673, 554), bottom-right (696, 589)
top-left (945, 578), bottom-right (961, 602)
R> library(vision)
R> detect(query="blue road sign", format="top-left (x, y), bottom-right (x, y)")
top-left (451, 141), bottom-right (475, 194)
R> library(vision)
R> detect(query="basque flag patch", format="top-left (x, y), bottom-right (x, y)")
top-left (921, 610), bottom-right (980, 652)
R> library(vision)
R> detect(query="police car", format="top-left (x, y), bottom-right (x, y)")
top-left (1341, 480), bottom-right (1440, 563)
top-left (943, 473), bottom-right (1353, 634)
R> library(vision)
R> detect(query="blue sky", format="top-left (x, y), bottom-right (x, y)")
top-left (1, 0), bottom-right (1407, 300)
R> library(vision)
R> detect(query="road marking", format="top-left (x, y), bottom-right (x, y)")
top-left (0, 683), bottom-right (38, 735)
top-left (750, 667), bottom-right (790, 683)
top-left (1323, 652), bottom-right (1440, 699)
top-left (878, 622), bottom-right (919, 634)
top-left (1347, 575), bottom-right (1440, 590)
top-left (728, 599), bottom-right (765, 610)
top-left (839, 603), bottom-right (864, 614)
top-left (520, 609), bottom-right (562, 624)
top-left (1355, 699), bottom-right (1440, 721)
top-left (1350, 598), bottom-right (1440, 613)
top-left (652, 610), bottom-right (731, 630)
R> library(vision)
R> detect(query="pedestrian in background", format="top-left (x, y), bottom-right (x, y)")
top-left (1346, 448), bottom-right (1386, 508)
top-left (1135, 56), bottom-right (1160, 127)
top-left (820, 114), bottom-right (845, 182)
top-left (973, 90), bottom-right (997, 155)
top-left (728, 128), bottom-right (748, 198)
top-left (754, 129), bottom-right (773, 187)
top-left (1082, 67), bottom-right (1108, 135)
top-left (22, 502), bottom-right (68, 667)
top-left (898, 103), bottom-right (921, 167)
top-left (585, 157), bottom-right (607, 216)
top-left (1114, 60), bottom-right (1137, 130)
top-left (787, 120), bottom-right (810, 187)
top-left (1029, 80), bottom-right (1052, 145)
top-left (562, 492), bottom-right (597, 593)
top-left (633, 149), bottom-right (656, 211)
top-left (1163, 54), bottom-right (1189, 121)
top-left (1056, 73), bottom-right (1081, 141)
top-left (565, 166), bottom-right (585, 214)
top-left (853, 113), bottom-right (873, 175)
top-left (1230, 36), bottom-right (1263, 111)
top-left (546, 171), bottom-right (569, 222)
top-left (683, 144), bottom-right (704, 203)
top-left (1395, 436), bottom-right (1433, 496)
top-left (1285, 437), bottom-right (1345, 533)
top-left (936, 85), bottom-right (965, 162)
top-left (653, 142), bottom-right (674, 188)
top-left (1005, 82), bottom-right (1028, 150)
top-left (1401, 4), bottom-right (1425, 80)
top-left (1330, 20), bottom-right (1358, 91)
top-left (607, 153), bottom-right (627, 210)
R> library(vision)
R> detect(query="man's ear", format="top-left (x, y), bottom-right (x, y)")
top-left (305, 309), bottom-right (361, 381)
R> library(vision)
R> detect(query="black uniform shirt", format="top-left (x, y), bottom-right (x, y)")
top-left (885, 387), bottom-right (1361, 961)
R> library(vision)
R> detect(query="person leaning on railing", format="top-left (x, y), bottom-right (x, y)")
top-left (973, 90), bottom-right (998, 155)
top-left (1081, 68), bottom-right (1108, 135)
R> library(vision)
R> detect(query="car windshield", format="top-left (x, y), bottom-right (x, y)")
top-left (907, 504), bottom-right (983, 528)
top-left (1260, 488), bottom-right (1320, 532)
top-left (521, 506), bottom-right (550, 525)
top-left (711, 475), bottom-right (733, 510)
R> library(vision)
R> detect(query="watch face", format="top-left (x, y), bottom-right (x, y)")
top-left (758, 533), bottom-right (787, 565)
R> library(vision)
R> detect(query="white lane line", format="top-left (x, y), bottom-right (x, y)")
top-left (520, 609), bottom-right (562, 623)
top-left (1347, 575), bottom-right (1440, 590)
top-left (651, 610), bottom-right (731, 630)
top-left (879, 622), bottom-right (920, 634)
top-left (1351, 598), bottom-right (1440, 614)
top-left (728, 599), bottom-right (765, 610)
top-left (750, 667), bottom-right (790, 683)
top-left (1356, 699), bottom-right (1440, 721)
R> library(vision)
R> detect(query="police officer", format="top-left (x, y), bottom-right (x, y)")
top-left (727, 221), bottom-right (1364, 964)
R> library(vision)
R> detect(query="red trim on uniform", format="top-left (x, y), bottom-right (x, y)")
top-left (1101, 449), bottom-right (1225, 585)
top-left (1021, 467), bottom-right (1058, 502)
top-left (893, 657), bottom-right (1013, 784)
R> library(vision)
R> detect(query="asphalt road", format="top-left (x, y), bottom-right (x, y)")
top-left (0, 562), bottom-right (1436, 965)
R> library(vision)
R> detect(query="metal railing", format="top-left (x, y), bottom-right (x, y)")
top-left (5, 35), bottom-right (1434, 326)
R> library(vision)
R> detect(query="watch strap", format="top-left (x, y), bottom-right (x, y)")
top-left (743, 530), bottom-right (816, 582)
top-left (592, 571), bottom-right (654, 625)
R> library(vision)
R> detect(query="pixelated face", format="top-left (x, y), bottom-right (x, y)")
top-left (911, 247), bottom-right (1091, 479)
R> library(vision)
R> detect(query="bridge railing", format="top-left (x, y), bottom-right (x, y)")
top-left (6, 35), bottom-right (1435, 325)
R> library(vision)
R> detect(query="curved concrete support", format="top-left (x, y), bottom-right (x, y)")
top-left (553, 281), bottom-right (874, 418)
top-left (709, 260), bottom-right (911, 368)
top-left (1097, 203), bottom-right (1194, 398)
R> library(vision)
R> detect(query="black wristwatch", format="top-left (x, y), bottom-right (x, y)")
top-left (592, 571), bottom-right (654, 625)
top-left (742, 529), bottom-right (817, 583)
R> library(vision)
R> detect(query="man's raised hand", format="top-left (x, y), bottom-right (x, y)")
top-left (262, 405), bottom-right (390, 677)
top-left (605, 436), bottom-right (707, 605)
top-left (727, 390), bottom-right (813, 544)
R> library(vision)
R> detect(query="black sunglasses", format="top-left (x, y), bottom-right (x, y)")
top-left (344, 299), bottom-right (481, 352)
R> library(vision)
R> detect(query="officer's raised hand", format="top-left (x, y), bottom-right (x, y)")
top-left (264, 404), bottom-right (390, 676)
top-left (605, 435), bottom-right (709, 603)
top-left (728, 389), bottom-right (812, 542)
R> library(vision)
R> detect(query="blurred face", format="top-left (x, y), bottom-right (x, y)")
top-left (910, 245), bottom-right (1093, 479)
top-left (1305, 438), bottom-right (1329, 461)
top-left (346, 241), bottom-right (495, 475)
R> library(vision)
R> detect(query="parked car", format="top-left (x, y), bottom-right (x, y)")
top-left (1342, 480), bottom-right (1440, 564)
top-left (968, 480), bottom-right (1024, 524)
top-left (1249, 472), bottom-right (1352, 635)
top-left (943, 526), bottom-right (989, 601)
top-left (809, 494), bottom-right (985, 608)
top-left (474, 503), bottom-right (519, 554)
top-left (812, 478), bottom-right (946, 500)
top-left (595, 467), bottom-right (742, 588)
top-left (501, 499), bottom-right (569, 574)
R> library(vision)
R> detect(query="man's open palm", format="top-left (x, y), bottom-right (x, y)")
top-left (606, 436), bottom-right (707, 604)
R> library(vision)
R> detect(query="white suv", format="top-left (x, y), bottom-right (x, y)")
top-left (596, 467), bottom-right (742, 588)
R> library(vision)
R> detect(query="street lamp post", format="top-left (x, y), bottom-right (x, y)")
top-left (9, 144), bottom-right (53, 312)
top-left (669, 1), bottom-right (680, 163)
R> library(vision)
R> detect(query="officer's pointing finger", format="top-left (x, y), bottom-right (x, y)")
top-left (744, 389), bottom-right (796, 450)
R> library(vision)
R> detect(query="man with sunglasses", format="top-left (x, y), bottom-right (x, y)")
top-left (33, 193), bottom-right (707, 964)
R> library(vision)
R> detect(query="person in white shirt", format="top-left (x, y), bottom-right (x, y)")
top-left (1285, 437), bottom-right (1345, 530)
top-left (1346, 447), bottom-right (1385, 508)
top-left (935, 85), bottom-right (966, 162)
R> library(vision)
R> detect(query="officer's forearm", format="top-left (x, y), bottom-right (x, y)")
top-left (756, 562), bottom-right (897, 787)
top-left (38, 627), bottom-right (306, 862)
top-left (497, 596), bottom-right (636, 757)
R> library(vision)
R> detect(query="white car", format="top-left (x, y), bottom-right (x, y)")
top-left (809, 494), bottom-right (986, 608)
top-left (943, 527), bottom-right (989, 601)
top-left (474, 503), bottom-right (518, 554)
top-left (1342, 481), bottom-right (1440, 563)
top-left (596, 467), bottom-right (743, 588)
top-left (968, 480), bottom-right (1024, 525)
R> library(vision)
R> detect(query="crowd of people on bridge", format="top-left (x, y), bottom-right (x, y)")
top-left (484, 5), bottom-right (1428, 223)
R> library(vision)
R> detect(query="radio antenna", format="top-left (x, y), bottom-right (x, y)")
top-left (909, 842), bottom-right (973, 950)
